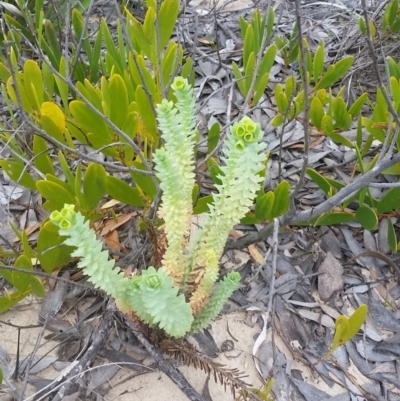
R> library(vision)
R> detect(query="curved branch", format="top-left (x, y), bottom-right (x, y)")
top-left (226, 152), bottom-right (400, 250)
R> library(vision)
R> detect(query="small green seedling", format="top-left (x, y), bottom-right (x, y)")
top-left (315, 304), bottom-right (368, 364)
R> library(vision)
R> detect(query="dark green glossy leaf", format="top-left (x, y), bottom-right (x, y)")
top-left (37, 221), bottom-right (74, 273)
top-left (130, 162), bottom-right (157, 201)
top-left (0, 291), bottom-right (28, 313)
top-left (83, 163), bottom-right (107, 209)
top-left (30, 276), bottom-right (46, 297)
top-left (377, 187), bottom-right (400, 213)
top-left (193, 195), bottom-right (213, 214)
top-left (158, 0), bottom-right (179, 49)
top-left (355, 206), bottom-right (378, 230)
top-left (106, 176), bottom-right (145, 207)
top-left (12, 255), bottom-right (32, 292)
top-left (108, 74), bottom-right (129, 129)
top-left (0, 160), bottom-right (36, 190)
top-left (306, 168), bottom-right (332, 195)
top-left (207, 158), bottom-right (223, 185)
top-left (270, 181), bottom-right (291, 219)
top-left (207, 123), bottom-right (220, 154)
top-left (314, 211), bottom-right (354, 226)
top-left (255, 191), bottom-right (274, 220)
top-left (310, 97), bottom-right (324, 130)
top-left (33, 136), bottom-right (54, 175)
top-left (36, 180), bottom-right (76, 210)
top-left (315, 56), bottom-right (354, 90)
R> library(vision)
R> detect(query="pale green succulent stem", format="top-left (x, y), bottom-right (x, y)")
top-left (189, 117), bottom-right (266, 311)
top-left (154, 77), bottom-right (196, 282)
top-left (190, 271), bottom-right (241, 332)
top-left (50, 205), bottom-right (193, 338)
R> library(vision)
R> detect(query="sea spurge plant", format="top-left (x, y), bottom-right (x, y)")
top-left (50, 77), bottom-right (267, 338)
top-left (50, 205), bottom-right (193, 338)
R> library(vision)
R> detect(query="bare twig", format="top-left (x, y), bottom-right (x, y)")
top-left (49, 308), bottom-right (114, 401)
top-left (123, 317), bottom-right (207, 401)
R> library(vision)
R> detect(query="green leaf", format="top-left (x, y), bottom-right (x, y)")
top-left (0, 291), bottom-right (29, 313)
top-left (58, 151), bottom-right (75, 189)
top-left (326, 131), bottom-right (354, 148)
top-left (44, 20), bottom-right (62, 63)
top-left (342, 304), bottom-right (368, 343)
top-left (310, 97), bottom-right (325, 130)
top-left (387, 218), bottom-right (398, 253)
top-left (193, 195), bottom-right (213, 214)
top-left (306, 168), bottom-right (332, 195)
top-left (207, 122), bottom-right (220, 153)
top-left (69, 100), bottom-right (113, 148)
top-left (232, 61), bottom-right (246, 97)
top-left (0, 62), bottom-right (11, 82)
top-left (255, 191), bottom-right (274, 220)
top-left (321, 114), bottom-right (333, 135)
top-left (252, 72), bottom-right (270, 106)
top-left (275, 91), bottom-right (288, 114)
top-left (0, 160), bottom-right (36, 190)
top-left (348, 92), bottom-right (368, 118)
top-left (372, 88), bottom-right (388, 123)
top-left (33, 136), bottom-right (55, 175)
top-left (135, 85), bottom-right (158, 145)
top-left (361, 117), bottom-right (385, 142)
top-left (108, 74), bottom-right (129, 129)
top-left (37, 221), bottom-right (74, 273)
top-left (332, 97), bottom-right (351, 129)
top-left (313, 40), bottom-right (325, 83)
top-left (36, 180), bottom-right (76, 210)
top-left (331, 315), bottom-right (349, 352)
top-left (161, 41), bottom-right (180, 86)
top-left (388, 0), bottom-right (399, 26)
top-left (377, 187), bottom-right (400, 213)
top-left (101, 18), bottom-right (124, 72)
top-left (6, 72), bottom-right (33, 114)
top-left (158, 0), bottom-right (179, 49)
top-left (355, 206), bottom-right (378, 230)
top-left (243, 25), bottom-right (255, 67)
top-left (269, 181), bottom-right (291, 219)
top-left (83, 163), bottom-right (107, 209)
top-left (12, 255), bottom-right (32, 292)
top-left (40, 102), bottom-right (66, 143)
top-left (314, 211), bottom-right (354, 226)
top-left (271, 114), bottom-right (284, 127)
top-left (207, 158), bottom-right (223, 186)
top-left (257, 44), bottom-right (277, 83)
top-left (106, 176), bottom-right (145, 207)
top-left (315, 56), bottom-right (354, 90)
top-left (0, 366), bottom-right (3, 384)
top-left (284, 76), bottom-right (296, 100)
top-left (30, 276), bottom-right (46, 297)
top-left (387, 56), bottom-right (400, 79)
top-left (240, 212), bottom-right (260, 225)
top-left (23, 60), bottom-right (44, 111)
top-left (244, 52), bottom-right (256, 93)
top-left (21, 230), bottom-right (33, 260)
top-left (359, 17), bottom-right (366, 34)
top-left (130, 162), bottom-right (157, 201)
